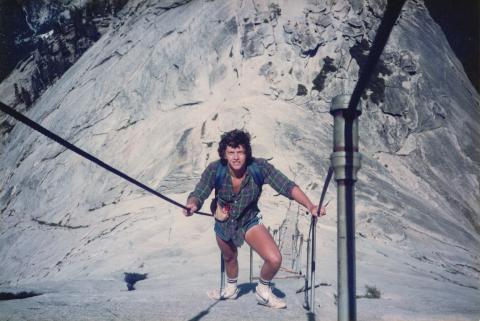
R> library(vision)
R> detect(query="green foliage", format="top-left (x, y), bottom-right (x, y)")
top-left (364, 285), bottom-right (381, 299)
top-left (356, 285), bottom-right (381, 299)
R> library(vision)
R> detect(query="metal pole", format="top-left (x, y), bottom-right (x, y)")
top-left (304, 236), bottom-right (311, 309)
top-left (297, 235), bottom-right (304, 273)
top-left (291, 234), bottom-right (295, 269)
top-left (330, 95), bottom-right (361, 321)
top-left (249, 246), bottom-right (253, 284)
top-left (310, 217), bottom-right (317, 312)
top-left (220, 253), bottom-right (225, 293)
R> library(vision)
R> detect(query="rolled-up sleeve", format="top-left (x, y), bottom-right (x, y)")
top-left (259, 159), bottom-right (297, 199)
top-left (187, 161), bottom-right (217, 209)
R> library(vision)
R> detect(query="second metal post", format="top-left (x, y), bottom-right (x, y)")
top-left (330, 95), bottom-right (362, 321)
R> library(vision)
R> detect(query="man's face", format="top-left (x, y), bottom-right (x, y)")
top-left (225, 145), bottom-right (247, 172)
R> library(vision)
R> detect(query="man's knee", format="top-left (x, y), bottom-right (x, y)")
top-left (222, 251), bottom-right (238, 263)
top-left (266, 253), bottom-right (282, 269)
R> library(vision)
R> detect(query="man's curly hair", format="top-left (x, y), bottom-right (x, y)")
top-left (218, 129), bottom-right (252, 164)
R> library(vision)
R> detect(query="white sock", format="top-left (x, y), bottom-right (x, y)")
top-left (227, 277), bottom-right (238, 288)
top-left (258, 277), bottom-right (271, 289)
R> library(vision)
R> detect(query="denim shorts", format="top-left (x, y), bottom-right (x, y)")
top-left (214, 213), bottom-right (262, 247)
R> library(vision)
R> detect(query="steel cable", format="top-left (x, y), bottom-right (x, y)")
top-left (0, 101), bottom-right (213, 217)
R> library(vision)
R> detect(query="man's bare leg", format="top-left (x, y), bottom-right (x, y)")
top-left (245, 224), bottom-right (282, 280)
top-left (245, 224), bottom-right (286, 308)
top-left (215, 235), bottom-right (238, 278)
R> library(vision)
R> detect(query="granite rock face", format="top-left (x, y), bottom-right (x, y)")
top-left (0, 0), bottom-right (128, 139)
top-left (0, 0), bottom-right (479, 320)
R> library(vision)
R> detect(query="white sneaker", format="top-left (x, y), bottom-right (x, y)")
top-left (207, 283), bottom-right (239, 300)
top-left (255, 284), bottom-right (287, 309)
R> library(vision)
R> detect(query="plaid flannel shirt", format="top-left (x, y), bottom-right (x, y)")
top-left (188, 158), bottom-right (296, 220)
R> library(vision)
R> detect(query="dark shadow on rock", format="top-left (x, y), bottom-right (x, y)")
top-left (271, 284), bottom-right (286, 299)
top-left (306, 311), bottom-right (316, 321)
top-left (124, 272), bottom-right (147, 291)
top-left (237, 282), bottom-right (256, 298)
top-left (0, 291), bottom-right (42, 301)
top-left (239, 282), bottom-right (286, 298)
top-left (187, 299), bottom-right (221, 321)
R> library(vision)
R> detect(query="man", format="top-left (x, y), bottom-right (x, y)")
top-left (183, 129), bottom-right (326, 309)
